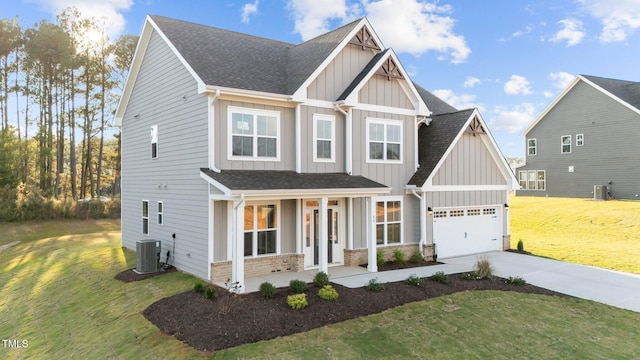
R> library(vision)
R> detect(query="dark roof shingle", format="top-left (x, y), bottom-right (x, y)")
top-left (582, 75), bottom-right (640, 111)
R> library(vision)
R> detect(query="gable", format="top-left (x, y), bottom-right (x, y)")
top-left (358, 75), bottom-right (413, 109)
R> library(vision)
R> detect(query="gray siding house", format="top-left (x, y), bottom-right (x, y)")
top-left (518, 75), bottom-right (640, 200)
top-left (115, 15), bottom-right (517, 291)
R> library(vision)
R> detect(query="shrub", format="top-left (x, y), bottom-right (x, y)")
top-left (287, 294), bottom-right (308, 310)
top-left (392, 248), bottom-right (405, 264)
top-left (405, 274), bottom-right (423, 287)
top-left (409, 249), bottom-right (423, 263)
top-left (474, 256), bottom-right (494, 279)
top-left (517, 239), bottom-right (524, 252)
top-left (193, 282), bottom-right (204, 293)
top-left (318, 285), bottom-right (339, 301)
top-left (505, 276), bottom-right (527, 285)
top-left (376, 249), bottom-right (385, 267)
top-left (259, 282), bottom-right (277, 299)
top-left (365, 277), bottom-right (385, 292)
top-left (462, 271), bottom-right (480, 281)
top-left (205, 287), bottom-right (217, 300)
top-left (289, 279), bottom-right (307, 294)
top-left (430, 271), bottom-right (449, 284)
top-left (313, 271), bottom-right (329, 287)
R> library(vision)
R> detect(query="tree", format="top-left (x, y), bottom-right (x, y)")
top-left (0, 17), bottom-right (22, 131)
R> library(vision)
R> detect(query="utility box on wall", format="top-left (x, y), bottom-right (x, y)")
top-left (135, 239), bottom-right (161, 274)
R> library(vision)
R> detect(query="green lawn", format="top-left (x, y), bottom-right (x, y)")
top-left (510, 196), bottom-right (640, 274)
top-left (1, 220), bottom-right (640, 359)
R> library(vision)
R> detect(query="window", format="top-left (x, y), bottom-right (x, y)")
top-left (528, 138), bottom-right (537, 156)
top-left (434, 211), bottom-right (447, 218)
top-left (450, 210), bottom-right (464, 217)
top-left (561, 135), bottom-right (571, 154)
top-left (576, 134), bottom-right (584, 146)
top-left (142, 200), bottom-right (149, 235)
top-left (313, 114), bottom-right (335, 162)
top-left (375, 198), bottom-right (402, 245)
top-left (367, 119), bottom-right (402, 162)
top-left (244, 203), bottom-right (278, 257)
top-left (157, 201), bottom-right (163, 226)
top-left (467, 209), bottom-right (481, 216)
top-left (483, 208), bottom-right (496, 215)
top-left (518, 170), bottom-right (545, 190)
top-left (228, 107), bottom-right (280, 160)
top-left (151, 125), bottom-right (158, 159)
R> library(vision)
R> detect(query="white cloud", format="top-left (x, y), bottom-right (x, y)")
top-left (463, 76), bottom-right (480, 88)
top-left (432, 89), bottom-right (483, 111)
top-left (550, 19), bottom-right (585, 46)
top-left (241, 0), bottom-right (260, 24)
top-left (579, 0), bottom-right (640, 42)
top-left (286, 0), bottom-right (471, 63)
top-left (489, 103), bottom-right (537, 133)
top-left (543, 91), bottom-right (554, 98)
top-left (512, 24), bottom-right (534, 38)
top-left (26, 0), bottom-right (133, 39)
top-left (504, 75), bottom-right (533, 95)
top-left (549, 71), bottom-right (574, 89)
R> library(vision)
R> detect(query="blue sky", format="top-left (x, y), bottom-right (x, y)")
top-left (4, 0), bottom-right (640, 158)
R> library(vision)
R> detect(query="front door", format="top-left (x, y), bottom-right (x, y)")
top-left (304, 200), bottom-right (342, 268)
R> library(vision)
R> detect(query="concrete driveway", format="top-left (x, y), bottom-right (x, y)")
top-left (332, 251), bottom-right (640, 313)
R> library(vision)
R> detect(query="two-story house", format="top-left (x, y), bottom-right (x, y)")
top-left (115, 15), bottom-right (517, 292)
top-left (517, 75), bottom-right (640, 199)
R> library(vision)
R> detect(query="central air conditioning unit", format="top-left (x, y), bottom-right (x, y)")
top-left (593, 185), bottom-right (608, 201)
top-left (135, 239), bottom-right (161, 274)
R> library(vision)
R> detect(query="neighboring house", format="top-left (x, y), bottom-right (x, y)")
top-left (115, 15), bottom-right (517, 292)
top-left (518, 75), bottom-right (640, 200)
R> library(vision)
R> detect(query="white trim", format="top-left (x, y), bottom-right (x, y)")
top-left (227, 106), bottom-right (281, 161)
top-left (423, 184), bottom-right (512, 192)
top-left (142, 200), bottom-right (149, 236)
top-left (518, 170), bottom-right (546, 191)
top-left (228, 187), bottom-right (391, 201)
top-left (561, 134), bottom-right (572, 154)
top-left (150, 125), bottom-right (158, 159)
top-left (199, 172), bottom-right (232, 195)
top-left (373, 196), bottom-right (404, 246)
top-left (355, 103), bottom-right (419, 116)
top-left (313, 114), bottom-right (336, 162)
top-left (295, 104), bottom-right (301, 173)
top-left (157, 201), bottom-right (164, 226)
top-left (366, 118), bottom-right (403, 164)
top-left (576, 133), bottom-right (584, 146)
top-left (242, 201), bottom-right (281, 258)
top-left (208, 200), bottom-right (214, 281)
top-left (527, 138), bottom-right (537, 156)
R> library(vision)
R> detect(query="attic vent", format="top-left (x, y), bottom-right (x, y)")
top-left (466, 117), bottom-right (485, 136)
top-left (375, 57), bottom-right (404, 81)
top-left (349, 27), bottom-right (381, 51)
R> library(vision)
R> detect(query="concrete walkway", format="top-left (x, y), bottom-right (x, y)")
top-left (331, 251), bottom-right (640, 313)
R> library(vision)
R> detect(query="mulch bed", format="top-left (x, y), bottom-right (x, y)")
top-left (114, 266), bottom-right (177, 282)
top-left (361, 259), bottom-right (443, 271)
top-left (142, 273), bottom-right (567, 352)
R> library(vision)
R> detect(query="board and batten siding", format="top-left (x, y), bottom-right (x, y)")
top-left (518, 80), bottom-right (640, 199)
top-left (121, 30), bottom-right (210, 279)
top-left (299, 106), bottom-right (346, 173)
top-left (358, 76), bottom-right (413, 109)
top-left (307, 44), bottom-right (377, 101)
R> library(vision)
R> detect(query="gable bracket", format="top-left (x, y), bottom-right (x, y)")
top-left (375, 57), bottom-right (404, 81)
top-left (465, 116), bottom-right (486, 136)
top-left (349, 27), bottom-right (381, 51)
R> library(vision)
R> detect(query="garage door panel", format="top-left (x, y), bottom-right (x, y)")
top-left (433, 207), bottom-right (501, 258)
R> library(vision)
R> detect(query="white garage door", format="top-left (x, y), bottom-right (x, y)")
top-left (433, 207), bottom-right (502, 258)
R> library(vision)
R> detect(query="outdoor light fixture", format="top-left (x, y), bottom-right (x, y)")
top-left (427, 207), bottom-right (433, 216)
top-left (504, 203), bottom-right (509, 210)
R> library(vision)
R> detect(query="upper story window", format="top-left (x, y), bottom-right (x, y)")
top-left (561, 135), bottom-right (571, 154)
top-left (576, 134), bottom-right (584, 146)
top-left (313, 114), bottom-right (335, 162)
top-left (228, 106), bottom-right (280, 161)
top-left (150, 125), bottom-right (158, 159)
top-left (366, 118), bottom-right (402, 163)
top-left (528, 138), bottom-right (537, 156)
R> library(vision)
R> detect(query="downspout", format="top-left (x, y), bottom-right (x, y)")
top-left (295, 104), bottom-right (301, 173)
top-left (209, 89), bottom-right (221, 173)
top-left (231, 192), bottom-right (245, 293)
top-left (409, 186), bottom-right (426, 256)
top-left (334, 103), bottom-right (352, 175)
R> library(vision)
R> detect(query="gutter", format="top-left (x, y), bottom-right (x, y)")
top-left (334, 102), bottom-right (352, 175)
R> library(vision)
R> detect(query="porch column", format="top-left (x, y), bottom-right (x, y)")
top-left (366, 196), bottom-right (378, 272)
top-left (231, 195), bottom-right (245, 293)
top-left (347, 197), bottom-right (353, 250)
top-left (318, 197), bottom-right (329, 274)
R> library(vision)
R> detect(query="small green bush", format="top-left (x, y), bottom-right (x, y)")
top-left (462, 271), bottom-right (480, 281)
top-left (517, 239), bottom-right (524, 252)
top-left (318, 285), bottom-right (339, 301)
top-left (259, 282), bottom-right (277, 299)
top-left (289, 279), bottom-right (307, 294)
top-left (392, 248), bottom-right (405, 264)
top-left (505, 276), bottom-right (527, 285)
top-left (287, 293), bottom-right (308, 310)
top-left (405, 274), bottom-right (423, 287)
top-left (376, 249), bottom-right (385, 267)
top-left (205, 287), bottom-right (217, 300)
top-left (313, 271), bottom-right (329, 287)
top-left (430, 271), bottom-right (449, 284)
top-left (409, 249), bottom-right (423, 263)
top-left (365, 277), bottom-right (385, 292)
top-left (193, 282), bottom-right (204, 293)
top-left (474, 256), bottom-right (494, 279)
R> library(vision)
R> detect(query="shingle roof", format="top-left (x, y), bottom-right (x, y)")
top-left (336, 50), bottom-right (388, 101)
top-left (413, 82), bottom-right (457, 115)
top-left (582, 75), bottom-right (640, 111)
top-left (407, 109), bottom-right (474, 186)
top-left (200, 169), bottom-right (389, 191)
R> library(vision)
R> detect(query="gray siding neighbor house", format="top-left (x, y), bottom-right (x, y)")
top-left (115, 15), bottom-right (517, 291)
top-left (517, 75), bottom-right (640, 200)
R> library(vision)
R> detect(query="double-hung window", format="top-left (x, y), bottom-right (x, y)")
top-left (561, 135), bottom-right (571, 154)
top-left (528, 138), bottom-right (537, 156)
top-left (518, 170), bottom-right (545, 190)
top-left (576, 134), bottom-right (584, 146)
top-left (367, 118), bottom-right (402, 163)
top-left (313, 114), bottom-right (335, 162)
top-left (375, 198), bottom-right (402, 245)
top-left (151, 125), bottom-right (158, 159)
top-left (228, 107), bottom-right (280, 160)
top-left (244, 203), bottom-right (278, 257)
top-left (157, 201), bottom-right (163, 226)
top-left (142, 200), bottom-right (149, 235)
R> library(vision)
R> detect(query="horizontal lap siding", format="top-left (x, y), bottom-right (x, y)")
top-left (519, 81), bottom-right (640, 199)
top-left (121, 30), bottom-right (209, 279)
